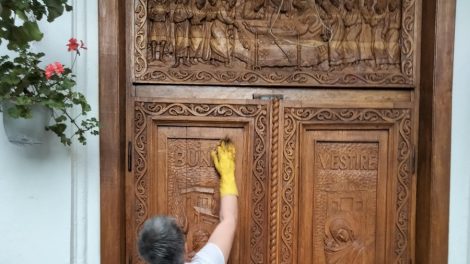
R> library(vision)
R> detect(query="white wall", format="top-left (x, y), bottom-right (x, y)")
top-left (0, 1), bottom-right (99, 264)
top-left (449, 0), bottom-right (470, 263)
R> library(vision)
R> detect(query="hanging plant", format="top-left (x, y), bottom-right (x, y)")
top-left (0, 1), bottom-right (99, 145)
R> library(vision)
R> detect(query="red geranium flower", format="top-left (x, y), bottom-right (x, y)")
top-left (45, 64), bottom-right (56, 79)
top-left (53, 62), bottom-right (64, 74)
top-left (45, 62), bottom-right (65, 79)
top-left (67, 38), bottom-right (79, 52)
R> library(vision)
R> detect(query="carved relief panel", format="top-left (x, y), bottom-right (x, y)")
top-left (279, 105), bottom-right (413, 264)
top-left (299, 131), bottom-right (388, 263)
top-left (133, 0), bottom-right (418, 86)
top-left (129, 100), bottom-right (270, 264)
top-left (157, 128), bottom-right (244, 261)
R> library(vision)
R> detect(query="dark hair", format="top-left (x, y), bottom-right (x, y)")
top-left (138, 216), bottom-right (185, 264)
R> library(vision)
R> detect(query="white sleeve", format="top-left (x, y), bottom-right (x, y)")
top-left (189, 243), bottom-right (225, 264)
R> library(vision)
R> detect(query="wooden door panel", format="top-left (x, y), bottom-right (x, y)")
top-left (154, 126), bottom-right (245, 262)
top-left (279, 105), bottom-right (414, 264)
top-left (128, 100), bottom-right (414, 264)
top-left (128, 99), bottom-right (270, 264)
top-left (299, 130), bottom-right (389, 263)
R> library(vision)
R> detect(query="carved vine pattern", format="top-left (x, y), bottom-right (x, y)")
top-left (133, 0), bottom-right (416, 86)
top-left (133, 102), bottom-right (268, 264)
top-left (281, 108), bottom-right (412, 264)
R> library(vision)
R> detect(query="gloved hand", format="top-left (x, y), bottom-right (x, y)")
top-left (211, 139), bottom-right (238, 197)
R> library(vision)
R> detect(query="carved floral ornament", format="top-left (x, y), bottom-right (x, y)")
top-left (134, 0), bottom-right (416, 86)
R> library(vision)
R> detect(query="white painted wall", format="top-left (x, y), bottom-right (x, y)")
top-left (0, 1), bottom-right (99, 264)
top-left (449, 1), bottom-right (470, 263)
top-left (0, 0), bottom-right (468, 263)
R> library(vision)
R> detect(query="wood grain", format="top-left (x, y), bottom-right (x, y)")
top-left (99, 0), bottom-right (127, 263)
top-left (416, 0), bottom-right (456, 263)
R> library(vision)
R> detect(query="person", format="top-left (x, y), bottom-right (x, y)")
top-left (138, 139), bottom-right (239, 264)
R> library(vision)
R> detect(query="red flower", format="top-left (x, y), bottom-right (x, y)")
top-left (45, 64), bottom-right (56, 79)
top-left (67, 38), bottom-right (79, 52)
top-left (45, 62), bottom-right (65, 79)
top-left (53, 62), bottom-right (64, 74)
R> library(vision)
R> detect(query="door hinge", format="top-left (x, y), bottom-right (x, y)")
top-left (252, 94), bottom-right (284, 100)
top-left (128, 141), bottom-right (132, 172)
top-left (411, 145), bottom-right (417, 174)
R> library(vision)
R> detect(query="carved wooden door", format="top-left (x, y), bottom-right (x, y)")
top-left (127, 98), bottom-right (414, 264)
top-left (127, 99), bottom-right (271, 264)
top-left (277, 102), bottom-right (413, 264)
top-left (126, 0), bottom-right (418, 262)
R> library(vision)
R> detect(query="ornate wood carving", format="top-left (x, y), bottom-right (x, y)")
top-left (167, 139), bottom-right (221, 258)
top-left (308, 137), bottom-right (385, 264)
top-left (280, 108), bottom-right (412, 264)
top-left (133, 101), bottom-right (269, 263)
top-left (269, 99), bottom-right (280, 264)
top-left (133, 0), bottom-right (417, 86)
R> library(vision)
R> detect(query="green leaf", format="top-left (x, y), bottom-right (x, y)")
top-left (7, 22), bottom-right (43, 49)
top-left (43, 0), bottom-right (67, 22)
top-left (15, 9), bottom-right (28, 21)
top-left (6, 104), bottom-right (32, 119)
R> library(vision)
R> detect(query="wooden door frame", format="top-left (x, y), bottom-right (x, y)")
top-left (98, 0), bottom-right (456, 263)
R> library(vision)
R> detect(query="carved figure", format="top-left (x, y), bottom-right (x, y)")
top-left (209, 0), bottom-right (239, 66)
top-left (148, 0), bottom-right (170, 62)
top-left (324, 217), bottom-right (366, 264)
top-left (189, 0), bottom-right (211, 63)
top-left (370, 4), bottom-right (388, 66)
top-left (385, 0), bottom-right (400, 66)
top-left (194, 229), bottom-right (210, 249)
top-left (187, 229), bottom-right (211, 258)
top-left (317, 0), bottom-right (347, 67)
top-left (342, 0), bottom-right (362, 65)
top-left (270, 0), bottom-right (294, 17)
top-left (358, 0), bottom-right (374, 66)
top-left (173, 0), bottom-right (193, 67)
top-left (242, 0), bottom-right (266, 19)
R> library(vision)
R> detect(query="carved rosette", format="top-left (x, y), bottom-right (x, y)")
top-left (133, 101), bottom-right (268, 264)
top-left (133, 0), bottom-right (417, 86)
top-left (280, 108), bottom-right (412, 264)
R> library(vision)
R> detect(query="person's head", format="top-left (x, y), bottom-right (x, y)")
top-left (195, 0), bottom-right (206, 9)
top-left (138, 216), bottom-right (186, 264)
top-left (329, 218), bottom-right (355, 244)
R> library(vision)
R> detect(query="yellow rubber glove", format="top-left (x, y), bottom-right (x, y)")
top-left (211, 140), bottom-right (238, 197)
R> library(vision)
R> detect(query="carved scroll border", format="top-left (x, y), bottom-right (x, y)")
top-left (133, 0), bottom-right (417, 86)
top-left (133, 101), bottom-right (268, 264)
top-left (280, 108), bottom-right (412, 264)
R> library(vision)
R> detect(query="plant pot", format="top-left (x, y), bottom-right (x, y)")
top-left (2, 102), bottom-right (52, 145)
